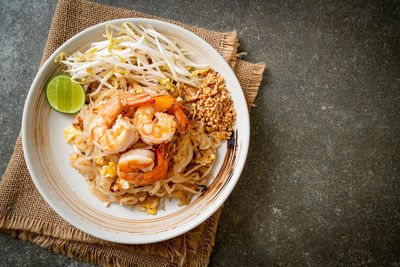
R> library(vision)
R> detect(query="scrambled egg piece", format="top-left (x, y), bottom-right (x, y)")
top-left (110, 178), bottom-right (130, 193)
top-left (139, 196), bottom-right (159, 215)
top-left (118, 178), bottom-right (130, 190)
top-left (145, 204), bottom-right (157, 215)
top-left (64, 125), bottom-right (81, 143)
top-left (95, 156), bottom-right (106, 166)
top-left (129, 87), bottom-right (144, 94)
top-left (98, 162), bottom-right (117, 178)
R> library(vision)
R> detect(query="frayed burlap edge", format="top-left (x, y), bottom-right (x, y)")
top-left (243, 63), bottom-right (266, 109)
top-left (40, 0), bottom-right (239, 69)
top-left (220, 31), bottom-right (239, 69)
top-left (4, 229), bottom-right (169, 267)
top-left (0, 214), bottom-right (92, 242)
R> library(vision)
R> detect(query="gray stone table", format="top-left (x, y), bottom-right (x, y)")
top-left (1, 0), bottom-right (399, 266)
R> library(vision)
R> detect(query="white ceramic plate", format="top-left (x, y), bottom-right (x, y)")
top-left (22, 18), bottom-right (249, 244)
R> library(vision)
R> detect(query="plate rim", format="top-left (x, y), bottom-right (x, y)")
top-left (22, 18), bottom-right (250, 244)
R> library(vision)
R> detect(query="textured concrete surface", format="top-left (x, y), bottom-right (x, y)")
top-left (1, 0), bottom-right (400, 266)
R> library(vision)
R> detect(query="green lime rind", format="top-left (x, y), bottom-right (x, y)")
top-left (45, 74), bottom-right (86, 114)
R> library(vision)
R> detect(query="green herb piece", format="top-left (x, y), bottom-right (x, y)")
top-left (195, 183), bottom-right (207, 192)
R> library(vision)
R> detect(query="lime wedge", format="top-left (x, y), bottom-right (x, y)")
top-left (45, 74), bottom-right (86, 114)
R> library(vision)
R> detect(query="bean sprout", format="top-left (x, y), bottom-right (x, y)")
top-left (59, 22), bottom-right (209, 98)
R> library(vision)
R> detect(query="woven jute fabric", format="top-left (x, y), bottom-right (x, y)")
top-left (0, 0), bottom-right (265, 266)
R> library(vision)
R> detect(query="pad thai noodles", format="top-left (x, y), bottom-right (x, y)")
top-left (61, 22), bottom-right (236, 214)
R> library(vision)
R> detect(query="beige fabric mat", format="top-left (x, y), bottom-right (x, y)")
top-left (0, 0), bottom-right (265, 266)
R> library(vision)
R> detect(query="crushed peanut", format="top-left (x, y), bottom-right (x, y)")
top-left (190, 71), bottom-right (236, 140)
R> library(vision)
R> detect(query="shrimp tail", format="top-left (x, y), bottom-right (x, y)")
top-left (153, 95), bottom-right (188, 132)
top-left (121, 93), bottom-right (155, 106)
top-left (97, 93), bottom-right (154, 119)
top-left (143, 143), bottom-right (169, 183)
top-left (158, 143), bottom-right (168, 158)
top-left (172, 103), bottom-right (188, 132)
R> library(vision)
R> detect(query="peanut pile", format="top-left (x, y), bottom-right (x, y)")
top-left (190, 71), bottom-right (236, 140)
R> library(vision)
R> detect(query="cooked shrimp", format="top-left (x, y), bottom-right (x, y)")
top-left (134, 95), bottom-right (188, 145)
top-left (89, 93), bottom-right (154, 153)
top-left (117, 144), bottom-right (169, 185)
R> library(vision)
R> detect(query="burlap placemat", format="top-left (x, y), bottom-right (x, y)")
top-left (0, 0), bottom-right (265, 266)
